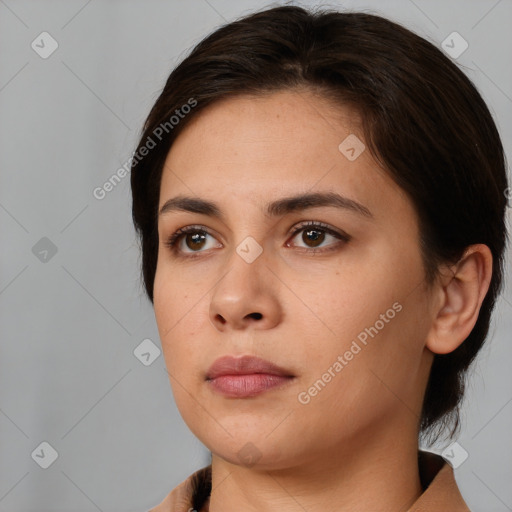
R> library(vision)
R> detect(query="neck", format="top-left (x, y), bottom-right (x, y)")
top-left (208, 420), bottom-right (422, 512)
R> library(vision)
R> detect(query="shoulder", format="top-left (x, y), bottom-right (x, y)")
top-left (410, 451), bottom-right (471, 511)
top-left (147, 466), bottom-right (211, 512)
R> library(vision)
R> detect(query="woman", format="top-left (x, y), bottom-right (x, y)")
top-left (130, 6), bottom-right (507, 511)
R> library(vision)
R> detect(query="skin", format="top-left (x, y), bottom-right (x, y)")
top-left (153, 88), bottom-right (492, 512)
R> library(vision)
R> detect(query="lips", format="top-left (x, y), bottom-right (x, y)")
top-left (206, 355), bottom-right (295, 398)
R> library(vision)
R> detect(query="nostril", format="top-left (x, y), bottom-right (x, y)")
top-left (215, 314), bottom-right (227, 324)
top-left (247, 312), bottom-right (263, 320)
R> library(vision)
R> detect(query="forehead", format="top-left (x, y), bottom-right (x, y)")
top-left (158, 89), bottom-right (408, 222)
top-left (169, 89), bottom-right (363, 157)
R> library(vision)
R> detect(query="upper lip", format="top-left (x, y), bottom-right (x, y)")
top-left (206, 355), bottom-right (294, 380)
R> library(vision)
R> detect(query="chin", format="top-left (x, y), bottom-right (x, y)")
top-left (214, 442), bottom-right (290, 471)
top-left (199, 427), bottom-right (293, 470)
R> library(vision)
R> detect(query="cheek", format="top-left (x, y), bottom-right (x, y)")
top-left (153, 267), bottom-right (177, 349)
top-left (294, 299), bottom-right (429, 440)
top-left (293, 240), bottom-right (428, 387)
top-left (292, 253), bottom-right (416, 342)
top-left (153, 254), bottom-right (203, 333)
top-left (153, 265), bottom-right (200, 373)
top-left (153, 279), bottom-right (207, 426)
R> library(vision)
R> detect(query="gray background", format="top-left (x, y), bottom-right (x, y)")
top-left (0, 0), bottom-right (511, 510)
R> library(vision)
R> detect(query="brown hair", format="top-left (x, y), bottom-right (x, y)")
top-left (130, 5), bottom-right (508, 442)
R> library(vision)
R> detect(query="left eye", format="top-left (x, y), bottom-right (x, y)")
top-left (288, 223), bottom-right (349, 250)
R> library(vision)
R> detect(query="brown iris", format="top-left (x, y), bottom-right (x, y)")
top-left (186, 232), bottom-right (207, 251)
top-left (303, 228), bottom-right (325, 247)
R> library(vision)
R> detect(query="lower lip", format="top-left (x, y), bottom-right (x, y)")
top-left (207, 374), bottom-right (293, 398)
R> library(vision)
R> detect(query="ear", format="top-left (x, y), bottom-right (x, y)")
top-left (426, 244), bottom-right (493, 355)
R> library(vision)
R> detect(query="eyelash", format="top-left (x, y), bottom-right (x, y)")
top-left (164, 221), bottom-right (351, 257)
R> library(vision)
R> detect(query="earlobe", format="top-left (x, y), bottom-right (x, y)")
top-left (425, 244), bottom-right (493, 355)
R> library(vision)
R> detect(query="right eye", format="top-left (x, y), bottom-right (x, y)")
top-left (164, 225), bottom-right (222, 256)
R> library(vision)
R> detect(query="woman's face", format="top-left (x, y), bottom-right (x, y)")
top-left (154, 89), bottom-right (436, 470)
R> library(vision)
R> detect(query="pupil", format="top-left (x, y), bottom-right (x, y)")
top-left (303, 229), bottom-right (324, 247)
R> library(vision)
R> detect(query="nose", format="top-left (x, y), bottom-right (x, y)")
top-left (209, 250), bottom-right (282, 332)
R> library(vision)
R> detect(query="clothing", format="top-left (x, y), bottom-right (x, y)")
top-left (147, 450), bottom-right (470, 511)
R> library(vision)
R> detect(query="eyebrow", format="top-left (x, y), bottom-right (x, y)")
top-left (158, 192), bottom-right (373, 220)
